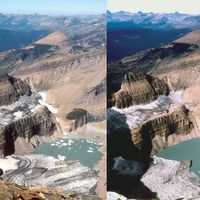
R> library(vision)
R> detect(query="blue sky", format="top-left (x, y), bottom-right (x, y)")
top-left (108, 0), bottom-right (200, 14)
top-left (0, 0), bottom-right (106, 15)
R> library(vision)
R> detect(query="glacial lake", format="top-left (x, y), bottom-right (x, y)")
top-left (157, 138), bottom-right (200, 178)
top-left (34, 139), bottom-right (103, 168)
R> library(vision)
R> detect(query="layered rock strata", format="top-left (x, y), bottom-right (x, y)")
top-left (0, 74), bottom-right (31, 106)
top-left (131, 105), bottom-right (193, 153)
top-left (112, 72), bottom-right (169, 108)
top-left (0, 106), bottom-right (57, 157)
top-left (0, 75), bottom-right (60, 157)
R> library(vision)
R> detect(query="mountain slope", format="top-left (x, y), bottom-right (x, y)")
top-left (0, 14), bottom-right (106, 134)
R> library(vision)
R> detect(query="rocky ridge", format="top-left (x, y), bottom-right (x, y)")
top-left (112, 72), bottom-right (169, 108)
top-left (108, 41), bottom-right (198, 101)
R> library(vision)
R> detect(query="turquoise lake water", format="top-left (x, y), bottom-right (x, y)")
top-left (157, 138), bottom-right (200, 178)
top-left (35, 138), bottom-right (103, 168)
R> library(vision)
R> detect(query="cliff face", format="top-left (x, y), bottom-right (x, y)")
top-left (112, 72), bottom-right (169, 108)
top-left (0, 75), bottom-right (60, 157)
top-left (0, 106), bottom-right (57, 157)
top-left (131, 106), bottom-right (193, 153)
top-left (0, 74), bottom-right (31, 106)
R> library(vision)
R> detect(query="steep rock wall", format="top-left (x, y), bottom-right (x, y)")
top-left (112, 72), bottom-right (169, 108)
top-left (0, 106), bottom-right (57, 157)
top-left (0, 74), bottom-right (31, 106)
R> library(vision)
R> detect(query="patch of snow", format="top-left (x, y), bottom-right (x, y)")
top-left (13, 111), bottom-right (23, 118)
top-left (57, 155), bottom-right (66, 161)
top-left (0, 156), bottom-right (19, 172)
top-left (169, 90), bottom-right (183, 104)
top-left (111, 95), bottom-right (172, 128)
top-left (38, 92), bottom-right (58, 113)
top-left (26, 169), bottom-right (32, 174)
top-left (87, 150), bottom-right (94, 153)
top-left (107, 192), bottom-right (127, 200)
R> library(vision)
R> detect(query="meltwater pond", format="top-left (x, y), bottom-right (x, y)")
top-left (34, 139), bottom-right (103, 168)
top-left (157, 138), bottom-right (200, 178)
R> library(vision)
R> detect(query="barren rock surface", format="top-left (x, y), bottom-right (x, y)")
top-left (141, 156), bottom-right (200, 200)
top-left (0, 179), bottom-right (99, 200)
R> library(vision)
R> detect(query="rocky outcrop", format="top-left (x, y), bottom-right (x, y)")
top-left (112, 72), bottom-right (169, 108)
top-left (66, 108), bottom-right (94, 131)
top-left (131, 106), bottom-right (193, 152)
top-left (0, 106), bottom-right (57, 157)
top-left (0, 74), bottom-right (31, 106)
top-left (0, 180), bottom-right (99, 200)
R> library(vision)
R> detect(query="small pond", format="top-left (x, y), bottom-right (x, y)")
top-left (35, 138), bottom-right (103, 168)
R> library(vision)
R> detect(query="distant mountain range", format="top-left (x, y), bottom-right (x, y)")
top-left (107, 10), bottom-right (200, 62)
top-left (0, 13), bottom-right (105, 52)
top-left (107, 10), bottom-right (200, 29)
top-left (0, 13), bottom-right (105, 33)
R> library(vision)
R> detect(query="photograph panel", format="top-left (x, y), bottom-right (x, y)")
top-left (107, 0), bottom-right (200, 199)
top-left (0, 0), bottom-right (106, 199)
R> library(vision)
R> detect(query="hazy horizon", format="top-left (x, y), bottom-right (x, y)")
top-left (107, 0), bottom-right (200, 15)
top-left (0, 0), bottom-right (106, 15)
top-left (0, 11), bottom-right (105, 17)
top-left (107, 9), bottom-right (199, 16)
